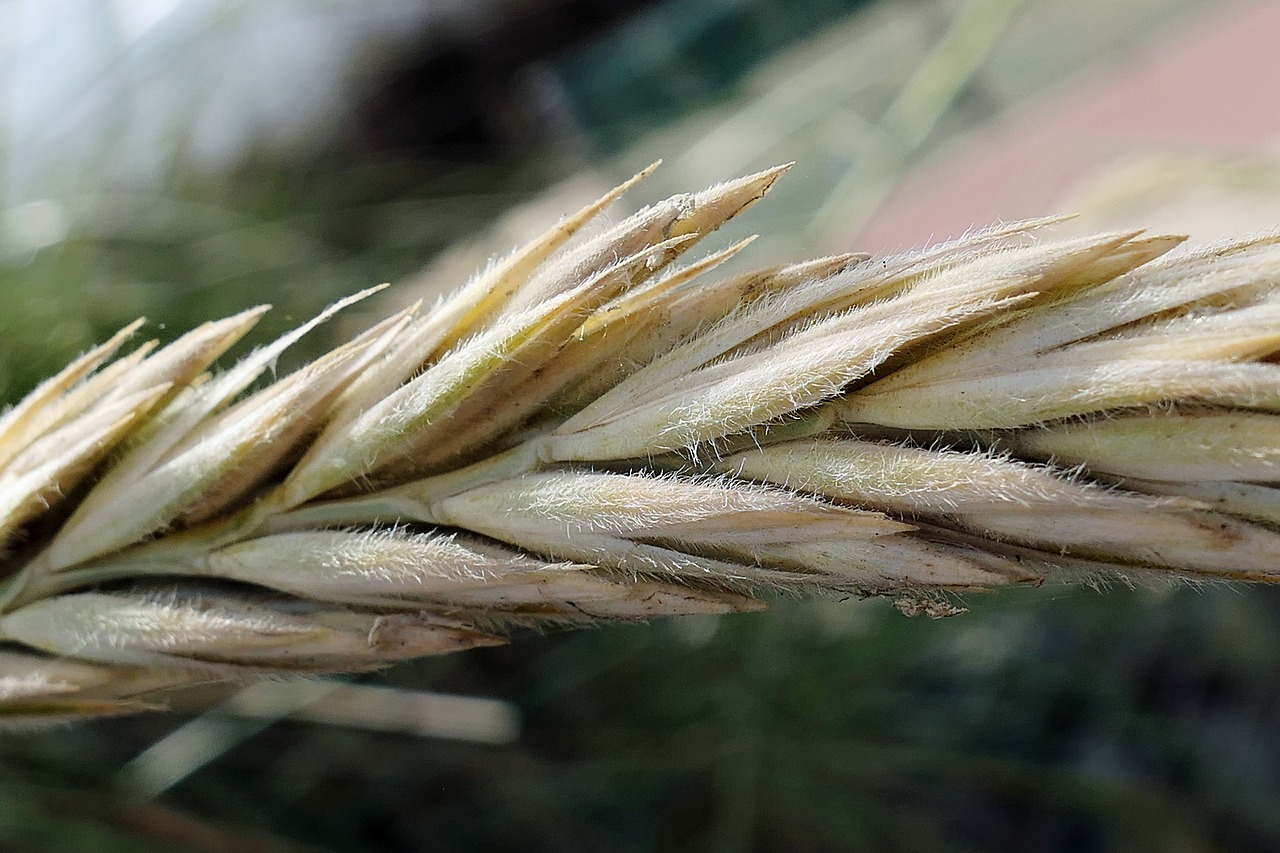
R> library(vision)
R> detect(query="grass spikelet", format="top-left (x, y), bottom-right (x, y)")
top-left (1006, 411), bottom-right (1280, 482)
top-left (0, 162), bottom-right (1277, 723)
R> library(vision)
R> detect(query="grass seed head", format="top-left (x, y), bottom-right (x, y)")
top-left (0, 162), bottom-right (1277, 722)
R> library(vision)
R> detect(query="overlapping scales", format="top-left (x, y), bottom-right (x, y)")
top-left (0, 163), bottom-right (1275, 725)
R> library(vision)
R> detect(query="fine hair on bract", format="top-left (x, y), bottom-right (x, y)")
top-left (1, 162), bottom-right (1278, 726)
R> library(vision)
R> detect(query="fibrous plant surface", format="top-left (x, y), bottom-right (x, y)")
top-left (1, 163), bottom-right (1278, 725)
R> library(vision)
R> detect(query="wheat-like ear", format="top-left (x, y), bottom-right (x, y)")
top-left (1, 163), bottom-right (1279, 726)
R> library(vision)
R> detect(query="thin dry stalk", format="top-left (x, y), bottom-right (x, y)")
top-left (1, 164), bottom-right (1278, 725)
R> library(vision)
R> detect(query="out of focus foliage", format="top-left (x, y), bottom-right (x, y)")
top-left (5, 587), bottom-right (1280, 851)
top-left (553, 0), bottom-right (870, 150)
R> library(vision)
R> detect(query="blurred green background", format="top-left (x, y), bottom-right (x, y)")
top-left (3, 0), bottom-right (1279, 850)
